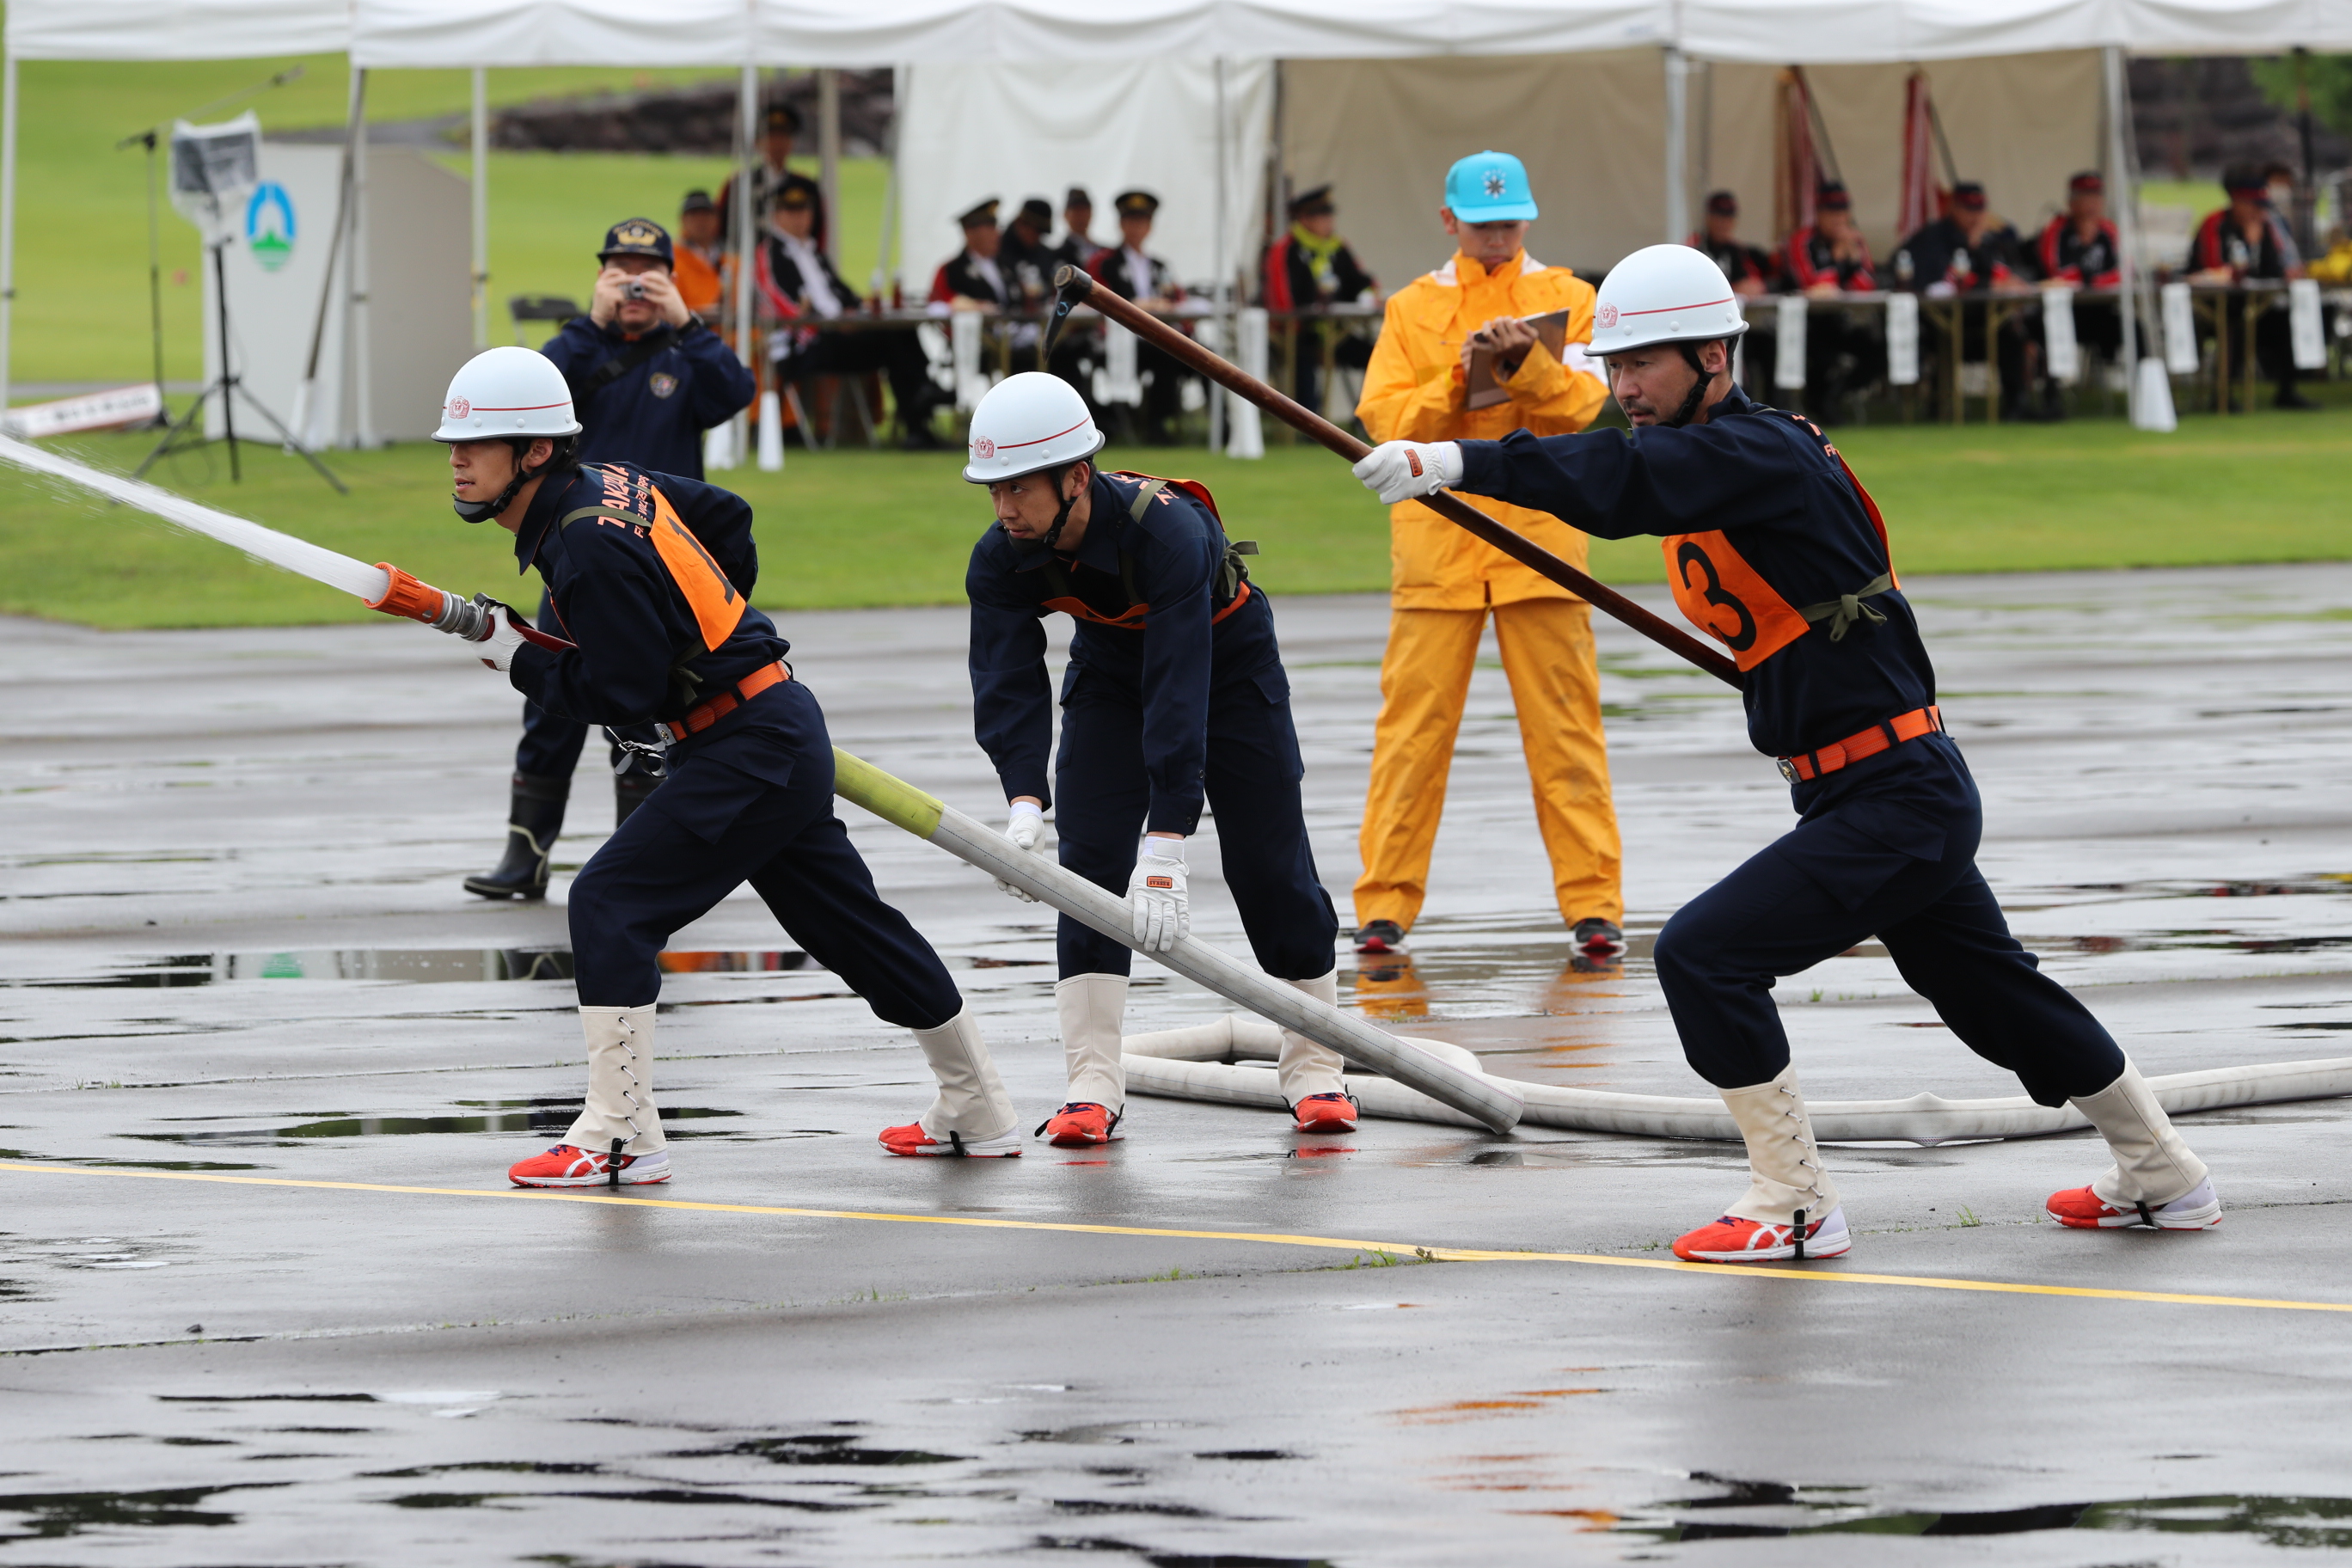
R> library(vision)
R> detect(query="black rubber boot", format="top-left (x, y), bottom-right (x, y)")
top-left (614, 767), bottom-right (660, 829)
top-left (462, 772), bottom-right (569, 900)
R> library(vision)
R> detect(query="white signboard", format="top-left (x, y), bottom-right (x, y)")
top-left (203, 144), bottom-right (473, 447)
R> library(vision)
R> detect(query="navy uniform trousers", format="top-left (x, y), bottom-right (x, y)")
top-left (517, 593), bottom-right (665, 781)
top-left (1652, 733), bottom-right (2125, 1106)
top-left (568, 678), bottom-right (963, 1027)
top-left (1054, 662), bottom-right (1338, 983)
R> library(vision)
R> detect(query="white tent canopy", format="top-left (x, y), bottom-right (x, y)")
top-left (13, 0), bottom-right (2351, 66)
top-left (6, 0), bottom-right (2349, 416)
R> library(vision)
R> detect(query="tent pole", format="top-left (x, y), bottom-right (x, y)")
top-left (732, 61), bottom-right (756, 460)
top-left (0, 51), bottom-right (19, 417)
top-left (348, 68), bottom-right (374, 448)
top-left (2104, 44), bottom-right (2146, 426)
top-left (1210, 57), bottom-right (1228, 456)
top-left (1663, 46), bottom-right (1689, 243)
top-left (470, 67), bottom-right (489, 349)
top-left (873, 65), bottom-right (900, 299)
top-left (817, 68), bottom-right (841, 264)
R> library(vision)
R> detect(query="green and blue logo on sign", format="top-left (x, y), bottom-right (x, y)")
top-left (246, 182), bottom-right (296, 272)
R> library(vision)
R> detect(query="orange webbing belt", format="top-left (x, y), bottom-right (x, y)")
top-left (665, 662), bottom-right (789, 742)
top-left (1778, 706), bottom-right (1943, 782)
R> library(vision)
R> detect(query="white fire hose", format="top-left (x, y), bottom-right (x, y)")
top-left (829, 750), bottom-right (1523, 1133)
top-left (1118, 1014), bottom-right (2352, 1144)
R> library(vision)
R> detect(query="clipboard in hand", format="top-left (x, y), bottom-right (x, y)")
top-left (1464, 309), bottom-right (1572, 409)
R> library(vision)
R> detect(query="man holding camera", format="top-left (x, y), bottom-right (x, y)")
top-left (462, 217), bottom-right (756, 903)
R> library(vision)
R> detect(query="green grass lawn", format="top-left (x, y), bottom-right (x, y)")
top-left (6, 408), bottom-right (2347, 629)
top-left (7, 52), bottom-right (888, 385)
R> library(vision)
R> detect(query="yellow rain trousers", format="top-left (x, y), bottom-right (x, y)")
top-left (1352, 249), bottom-right (1622, 932)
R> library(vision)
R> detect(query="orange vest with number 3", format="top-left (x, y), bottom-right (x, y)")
top-left (1661, 420), bottom-right (1896, 673)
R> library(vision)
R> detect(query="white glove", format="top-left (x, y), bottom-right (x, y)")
top-left (1127, 837), bottom-right (1189, 952)
top-left (1352, 439), bottom-right (1462, 505)
top-left (994, 799), bottom-right (1044, 903)
top-left (471, 595), bottom-right (528, 673)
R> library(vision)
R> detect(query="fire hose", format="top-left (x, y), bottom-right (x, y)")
top-left (8, 434), bottom-right (2345, 1144)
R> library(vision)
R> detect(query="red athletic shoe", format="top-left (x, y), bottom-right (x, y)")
top-left (1672, 1206), bottom-right (1850, 1262)
top-left (2046, 1178), bottom-right (2220, 1229)
top-left (1036, 1102), bottom-right (1121, 1148)
top-left (878, 1122), bottom-right (1021, 1157)
top-left (507, 1144), bottom-right (671, 1188)
top-left (1293, 1092), bottom-right (1359, 1134)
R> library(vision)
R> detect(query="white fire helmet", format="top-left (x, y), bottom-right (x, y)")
top-left (962, 371), bottom-right (1106, 484)
top-left (1588, 243), bottom-right (1750, 358)
top-left (432, 346), bottom-right (584, 444)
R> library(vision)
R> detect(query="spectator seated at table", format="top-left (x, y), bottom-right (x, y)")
top-left (930, 198), bottom-right (1014, 313)
top-left (762, 186), bottom-right (946, 450)
top-left (1786, 182), bottom-right (1876, 295)
top-left (1087, 189), bottom-right (1190, 444)
top-left (1053, 187), bottom-right (1107, 273)
top-left (2188, 164), bottom-right (2313, 410)
top-left (2027, 170), bottom-right (2124, 420)
top-left (673, 190), bottom-right (725, 318)
top-left (1781, 183), bottom-right (1883, 423)
top-left (1690, 190), bottom-right (1779, 296)
top-left (1005, 197), bottom-right (1057, 306)
top-left (1896, 181), bottom-right (2041, 421)
top-left (1261, 184), bottom-right (1378, 414)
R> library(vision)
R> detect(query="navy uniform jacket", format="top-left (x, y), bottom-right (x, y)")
top-left (967, 470), bottom-right (1280, 836)
top-left (507, 462), bottom-right (786, 740)
top-left (1458, 384), bottom-right (1936, 773)
top-left (538, 318), bottom-right (756, 481)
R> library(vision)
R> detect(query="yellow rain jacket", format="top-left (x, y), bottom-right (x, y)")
top-left (1357, 250), bottom-right (1609, 609)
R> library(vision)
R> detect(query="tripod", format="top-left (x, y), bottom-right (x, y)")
top-left (133, 239), bottom-right (346, 494)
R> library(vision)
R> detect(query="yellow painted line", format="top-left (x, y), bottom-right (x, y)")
top-left (6, 1161), bottom-right (2346, 1315)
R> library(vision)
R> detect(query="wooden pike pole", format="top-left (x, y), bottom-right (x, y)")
top-left (1046, 266), bottom-right (1743, 689)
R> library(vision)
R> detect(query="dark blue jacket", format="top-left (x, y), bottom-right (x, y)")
top-left (507, 462), bottom-right (787, 739)
top-left (1458, 384), bottom-right (1937, 770)
top-left (539, 317), bottom-right (755, 481)
top-left (967, 470), bottom-right (1279, 835)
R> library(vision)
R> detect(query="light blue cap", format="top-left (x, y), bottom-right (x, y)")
top-left (1444, 150), bottom-right (1539, 223)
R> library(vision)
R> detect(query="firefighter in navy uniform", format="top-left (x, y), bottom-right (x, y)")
top-left (1354, 245), bottom-right (2220, 1260)
top-left (467, 217), bottom-right (755, 903)
top-left (433, 348), bottom-right (1020, 1185)
top-left (962, 374), bottom-right (1348, 1148)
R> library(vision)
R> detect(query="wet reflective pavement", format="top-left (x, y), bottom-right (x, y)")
top-left (1, 565), bottom-right (2349, 1565)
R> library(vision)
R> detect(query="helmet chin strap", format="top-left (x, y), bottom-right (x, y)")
top-left (452, 441), bottom-right (550, 524)
top-left (1659, 340), bottom-right (1721, 430)
top-left (1038, 463), bottom-right (1087, 551)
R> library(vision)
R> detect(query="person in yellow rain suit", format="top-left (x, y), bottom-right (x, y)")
top-left (1352, 150), bottom-right (1623, 965)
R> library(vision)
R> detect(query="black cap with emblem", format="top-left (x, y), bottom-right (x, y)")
top-left (1288, 184), bottom-right (1334, 219)
top-left (1114, 190), bottom-right (1160, 218)
top-left (597, 217), bottom-right (674, 267)
top-left (956, 198), bottom-right (1001, 230)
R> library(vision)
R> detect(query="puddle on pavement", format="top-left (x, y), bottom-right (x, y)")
top-left (4, 946), bottom-right (1055, 989)
top-left (0, 1482), bottom-right (283, 1538)
top-left (1620, 1476), bottom-right (2352, 1547)
top-left (135, 1102), bottom-right (745, 1148)
top-left (667, 1433), bottom-right (968, 1467)
top-left (1033, 1542), bottom-right (1332, 1566)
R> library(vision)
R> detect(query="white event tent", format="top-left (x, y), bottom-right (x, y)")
top-left (7, 0), bottom-right (2350, 436)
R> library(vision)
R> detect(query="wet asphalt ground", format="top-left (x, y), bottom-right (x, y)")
top-left (2, 563), bottom-right (2349, 1565)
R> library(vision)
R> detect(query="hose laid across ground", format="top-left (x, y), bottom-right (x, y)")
top-left (827, 750), bottom-right (1523, 1133)
top-left (1118, 1015), bottom-right (2352, 1144)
